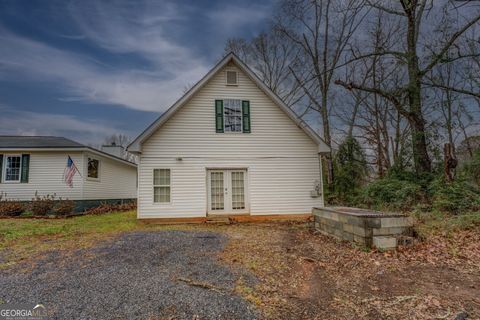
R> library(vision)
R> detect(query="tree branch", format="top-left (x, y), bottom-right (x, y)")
top-left (421, 81), bottom-right (480, 99)
top-left (366, 0), bottom-right (406, 16)
top-left (334, 79), bottom-right (412, 119)
top-left (421, 13), bottom-right (480, 75)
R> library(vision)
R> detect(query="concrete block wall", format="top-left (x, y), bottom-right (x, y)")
top-left (313, 207), bottom-right (413, 248)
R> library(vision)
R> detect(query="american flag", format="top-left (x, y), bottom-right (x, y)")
top-left (64, 156), bottom-right (78, 188)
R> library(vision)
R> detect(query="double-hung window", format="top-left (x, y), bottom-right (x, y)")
top-left (4, 155), bottom-right (21, 182)
top-left (224, 99), bottom-right (242, 132)
top-left (215, 99), bottom-right (250, 133)
top-left (154, 169), bottom-right (170, 203)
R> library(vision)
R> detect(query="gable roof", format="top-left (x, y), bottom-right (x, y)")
top-left (0, 136), bottom-right (136, 167)
top-left (127, 52), bottom-right (330, 153)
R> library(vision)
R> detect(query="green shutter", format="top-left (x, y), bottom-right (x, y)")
top-left (21, 154), bottom-right (30, 183)
top-left (242, 100), bottom-right (251, 133)
top-left (0, 154), bottom-right (3, 183)
top-left (215, 100), bottom-right (224, 133)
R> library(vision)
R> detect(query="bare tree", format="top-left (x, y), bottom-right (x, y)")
top-left (104, 134), bottom-right (130, 148)
top-left (275, 0), bottom-right (368, 190)
top-left (225, 30), bottom-right (304, 106)
top-left (336, 10), bottom-right (409, 176)
top-left (335, 0), bottom-right (480, 176)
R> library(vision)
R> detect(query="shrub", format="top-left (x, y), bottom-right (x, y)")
top-left (355, 177), bottom-right (424, 211)
top-left (429, 177), bottom-right (480, 214)
top-left (0, 193), bottom-right (25, 216)
top-left (53, 199), bottom-right (75, 216)
top-left (330, 136), bottom-right (368, 204)
top-left (30, 192), bottom-right (55, 215)
top-left (461, 149), bottom-right (480, 185)
top-left (84, 201), bottom-right (136, 215)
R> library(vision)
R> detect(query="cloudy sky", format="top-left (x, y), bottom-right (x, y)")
top-left (0, 0), bottom-right (272, 145)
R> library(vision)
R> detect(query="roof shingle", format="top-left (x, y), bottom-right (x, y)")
top-left (0, 136), bottom-right (85, 149)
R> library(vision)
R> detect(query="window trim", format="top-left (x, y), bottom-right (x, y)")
top-left (86, 156), bottom-right (101, 181)
top-left (2, 154), bottom-right (22, 183)
top-left (225, 70), bottom-right (238, 86)
top-left (223, 99), bottom-right (243, 133)
top-left (153, 168), bottom-right (171, 204)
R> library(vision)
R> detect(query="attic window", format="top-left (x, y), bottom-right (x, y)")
top-left (226, 71), bottom-right (238, 86)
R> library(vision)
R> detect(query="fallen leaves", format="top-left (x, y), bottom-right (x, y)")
top-left (219, 223), bottom-right (480, 319)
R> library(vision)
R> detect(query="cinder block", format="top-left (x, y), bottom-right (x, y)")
top-left (316, 210), bottom-right (340, 222)
top-left (380, 217), bottom-right (413, 228)
top-left (353, 234), bottom-right (368, 246)
top-left (373, 227), bottom-right (409, 236)
top-left (338, 214), bottom-right (349, 223)
top-left (353, 225), bottom-right (372, 237)
top-left (365, 217), bottom-right (381, 228)
top-left (342, 232), bottom-right (354, 241)
top-left (347, 216), bottom-right (365, 227)
top-left (324, 218), bottom-right (342, 229)
top-left (343, 223), bottom-right (354, 233)
top-left (373, 236), bottom-right (397, 250)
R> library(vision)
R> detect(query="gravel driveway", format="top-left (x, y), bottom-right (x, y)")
top-left (0, 231), bottom-right (258, 319)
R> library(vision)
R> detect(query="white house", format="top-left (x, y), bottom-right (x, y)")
top-left (0, 136), bottom-right (137, 211)
top-left (128, 53), bottom-right (329, 220)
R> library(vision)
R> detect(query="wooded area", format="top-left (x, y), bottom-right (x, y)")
top-left (225, 0), bottom-right (480, 215)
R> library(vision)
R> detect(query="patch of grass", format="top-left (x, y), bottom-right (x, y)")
top-left (0, 211), bottom-right (196, 268)
top-left (0, 211), bottom-right (135, 245)
top-left (413, 210), bottom-right (480, 237)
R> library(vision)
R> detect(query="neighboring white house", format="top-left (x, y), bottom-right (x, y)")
top-left (0, 136), bottom-right (137, 210)
top-left (128, 53), bottom-right (329, 220)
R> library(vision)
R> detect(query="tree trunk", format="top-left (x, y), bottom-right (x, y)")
top-left (444, 143), bottom-right (457, 182)
top-left (410, 114), bottom-right (432, 174)
top-left (321, 92), bottom-right (334, 190)
top-left (405, 6), bottom-right (432, 175)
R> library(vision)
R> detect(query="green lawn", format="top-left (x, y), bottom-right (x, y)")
top-left (1, 211), bottom-right (137, 244)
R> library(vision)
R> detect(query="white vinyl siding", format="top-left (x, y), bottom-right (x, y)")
top-left (0, 151), bottom-right (137, 201)
top-left (82, 153), bottom-right (137, 200)
top-left (138, 62), bottom-right (323, 218)
top-left (0, 151), bottom-right (84, 200)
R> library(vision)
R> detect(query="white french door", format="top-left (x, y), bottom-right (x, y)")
top-left (207, 169), bottom-right (248, 214)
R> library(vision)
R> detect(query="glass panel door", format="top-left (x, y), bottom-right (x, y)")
top-left (208, 169), bottom-right (248, 214)
top-left (231, 171), bottom-right (245, 210)
top-left (210, 172), bottom-right (224, 210)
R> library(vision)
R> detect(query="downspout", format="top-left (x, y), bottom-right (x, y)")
top-left (318, 151), bottom-right (327, 207)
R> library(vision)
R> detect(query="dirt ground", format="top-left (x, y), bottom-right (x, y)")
top-left (1, 214), bottom-right (479, 319)
top-left (220, 222), bottom-right (480, 320)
